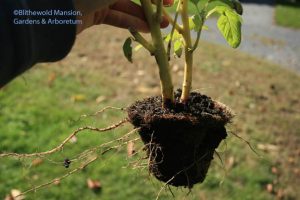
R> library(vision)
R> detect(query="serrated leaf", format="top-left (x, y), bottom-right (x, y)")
top-left (217, 9), bottom-right (242, 48)
top-left (123, 37), bottom-right (133, 63)
top-left (174, 40), bottom-right (183, 58)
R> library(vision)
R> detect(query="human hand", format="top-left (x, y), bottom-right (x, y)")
top-left (74, 0), bottom-right (173, 34)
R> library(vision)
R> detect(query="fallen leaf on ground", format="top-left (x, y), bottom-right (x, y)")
top-left (5, 189), bottom-right (25, 200)
top-left (95, 96), bottom-right (107, 104)
top-left (71, 94), bottom-right (87, 102)
top-left (87, 179), bottom-right (102, 191)
top-left (127, 141), bottom-right (136, 157)
top-left (257, 143), bottom-right (279, 152)
top-left (271, 166), bottom-right (279, 175)
top-left (226, 156), bottom-right (235, 170)
top-left (53, 178), bottom-right (60, 185)
top-left (32, 158), bottom-right (43, 167)
top-left (266, 183), bottom-right (273, 193)
top-left (47, 72), bottom-right (56, 87)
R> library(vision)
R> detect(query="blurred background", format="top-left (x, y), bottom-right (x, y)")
top-left (0, 0), bottom-right (299, 199)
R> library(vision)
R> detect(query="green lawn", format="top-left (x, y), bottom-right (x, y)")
top-left (0, 26), bottom-right (299, 199)
top-left (275, 0), bottom-right (300, 29)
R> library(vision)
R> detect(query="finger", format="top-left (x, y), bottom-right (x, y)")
top-left (110, 0), bottom-right (170, 27)
top-left (103, 9), bottom-right (149, 32)
top-left (110, 0), bottom-right (146, 20)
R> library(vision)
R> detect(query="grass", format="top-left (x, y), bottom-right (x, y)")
top-left (0, 26), bottom-right (300, 199)
top-left (275, 0), bottom-right (300, 29)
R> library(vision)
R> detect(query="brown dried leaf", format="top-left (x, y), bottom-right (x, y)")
top-left (271, 166), bottom-right (279, 175)
top-left (53, 178), bottom-right (60, 185)
top-left (127, 141), bottom-right (136, 157)
top-left (257, 143), bottom-right (279, 152)
top-left (95, 96), bottom-right (107, 104)
top-left (266, 183), bottom-right (273, 193)
top-left (87, 179), bottom-right (102, 191)
top-left (47, 72), bottom-right (56, 87)
top-left (226, 156), bottom-right (235, 170)
top-left (32, 158), bottom-right (43, 167)
top-left (5, 189), bottom-right (25, 200)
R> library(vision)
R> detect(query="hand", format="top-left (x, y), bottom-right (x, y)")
top-left (75, 0), bottom-right (173, 34)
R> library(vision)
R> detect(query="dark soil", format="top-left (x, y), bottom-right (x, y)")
top-left (127, 89), bottom-right (233, 188)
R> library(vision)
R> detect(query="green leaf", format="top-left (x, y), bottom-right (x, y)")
top-left (202, 25), bottom-right (209, 30)
top-left (189, 15), bottom-right (202, 32)
top-left (217, 8), bottom-right (242, 48)
top-left (208, 5), bottom-right (227, 16)
top-left (123, 37), bottom-right (133, 63)
top-left (174, 40), bottom-right (183, 58)
top-left (209, 0), bottom-right (243, 15)
top-left (164, 30), bottom-right (181, 43)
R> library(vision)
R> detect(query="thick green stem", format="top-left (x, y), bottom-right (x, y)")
top-left (129, 28), bottom-right (155, 54)
top-left (180, 0), bottom-right (193, 103)
top-left (140, 0), bottom-right (174, 105)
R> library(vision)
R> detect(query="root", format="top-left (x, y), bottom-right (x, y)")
top-left (0, 105), bottom-right (144, 198)
top-left (154, 152), bottom-right (209, 199)
top-left (76, 106), bottom-right (126, 122)
top-left (17, 156), bottom-right (98, 197)
top-left (14, 133), bottom-right (140, 198)
top-left (71, 128), bottom-right (140, 163)
top-left (229, 130), bottom-right (261, 157)
top-left (0, 119), bottom-right (128, 158)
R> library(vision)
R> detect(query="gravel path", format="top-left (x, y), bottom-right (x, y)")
top-left (198, 1), bottom-right (300, 72)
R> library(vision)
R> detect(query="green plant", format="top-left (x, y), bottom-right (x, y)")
top-left (124, 0), bottom-right (243, 188)
top-left (123, 0), bottom-right (243, 106)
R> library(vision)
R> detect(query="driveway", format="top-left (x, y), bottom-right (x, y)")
top-left (200, 0), bottom-right (300, 72)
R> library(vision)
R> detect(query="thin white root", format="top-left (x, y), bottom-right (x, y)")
top-left (78, 106), bottom-right (125, 121)
top-left (16, 156), bottom-right (99, 197)
top-left (15, 136), bottom-right (140, 198)
top-left (229, 131), bottom-right (261, 157)
top-left (0, 119), bottom-right (128, 158)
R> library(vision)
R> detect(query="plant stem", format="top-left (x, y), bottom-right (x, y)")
top-left (180, 0), bottom-right (193, 103)
top-left (162, 8), bottom-right (183, 34)
top-left (129, 28), bottom-right (155, 54)
top-left (167, 0), bottom-right (182, 60)
top-left (140, 0), bottom-right (174, 105)
top-left (191, 1), bottom-right (210, 51)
